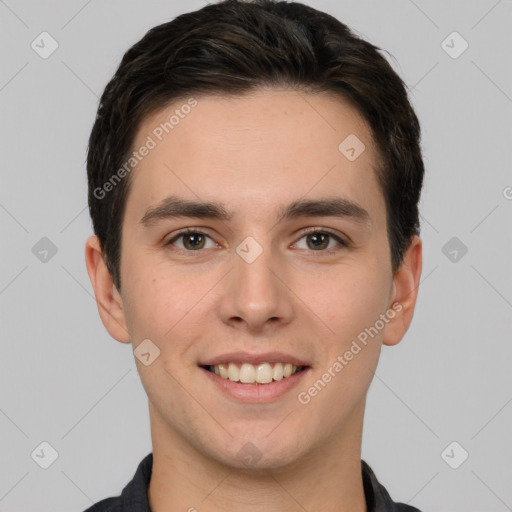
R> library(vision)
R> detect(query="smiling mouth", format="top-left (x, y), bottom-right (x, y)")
top-left (201, 362), bottom-right (308, 385)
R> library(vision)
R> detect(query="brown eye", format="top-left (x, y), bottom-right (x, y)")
top-left (306, 232), bottom-right (330, 250)
top-left (294, 228), bottom-right (348, 253)
top-left (181, 233), bottom-right (206, 250)
top-left (166, 230), bottom-right (215, 251)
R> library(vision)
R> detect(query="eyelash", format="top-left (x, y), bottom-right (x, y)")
top-left (164, 227), bottom-right (350, 256)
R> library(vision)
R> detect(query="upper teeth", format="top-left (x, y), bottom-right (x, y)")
top-left (211, 362), bottom-right (301, 384)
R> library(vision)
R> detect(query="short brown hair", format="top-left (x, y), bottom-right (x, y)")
top-left (87, 0), bottom-right (424, 291)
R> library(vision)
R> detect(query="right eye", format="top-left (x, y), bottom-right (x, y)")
top-left (165, 229), bottom-right (218, 252)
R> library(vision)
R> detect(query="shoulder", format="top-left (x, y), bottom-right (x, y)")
top-left (393, 504), bottom-right (423, 512)
top-left (81, 496), bottom-right (121, 512)
top-left (80, 452), bottom-right (153, 512)
top-left (361, 459), bottom-right (424, 512)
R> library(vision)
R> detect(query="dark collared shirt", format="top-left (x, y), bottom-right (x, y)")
top-left (82, 453), bottom-right (422, 512)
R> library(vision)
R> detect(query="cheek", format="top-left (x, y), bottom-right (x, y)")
top-left (300, 261), bottom-right (389, 343)
top-left (121, 257), bottom-right (178, 341)
top-left (121, 258), bottom-right (214, 359)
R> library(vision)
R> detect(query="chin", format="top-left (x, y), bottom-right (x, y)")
top-left (209, 433), bottom-right (308, 472)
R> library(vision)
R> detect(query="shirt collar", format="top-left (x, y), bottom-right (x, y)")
top-left (118, 453), bottom-right (419, 512)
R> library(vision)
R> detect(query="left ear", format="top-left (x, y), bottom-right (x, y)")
top-left (382, 235), bottom-right (422, 346)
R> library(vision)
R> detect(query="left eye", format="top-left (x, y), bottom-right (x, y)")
top-left (293, 230), bottom-right (347, 252)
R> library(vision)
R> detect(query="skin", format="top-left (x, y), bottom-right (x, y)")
top-left (85, 87), bottom-right (422, 512)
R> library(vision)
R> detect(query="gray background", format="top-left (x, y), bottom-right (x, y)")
top-left (1, 0), bottom-right (511, 511)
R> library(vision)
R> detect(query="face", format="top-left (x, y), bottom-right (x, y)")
top-left (87, 87), bottom-right (421, 471)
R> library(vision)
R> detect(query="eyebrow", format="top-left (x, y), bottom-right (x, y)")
top-left (140, 194), bottom-right (371, 227)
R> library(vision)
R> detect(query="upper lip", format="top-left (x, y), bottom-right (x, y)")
top-left (200, 351), bottom-right (310, 367)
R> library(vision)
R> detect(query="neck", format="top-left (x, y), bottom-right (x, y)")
top-left (148, 402), bottom-right (367, 512)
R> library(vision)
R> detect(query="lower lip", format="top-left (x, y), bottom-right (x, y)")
top-left (200, 366), bottom-right (310, 403)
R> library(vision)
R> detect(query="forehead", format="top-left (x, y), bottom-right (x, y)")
top-left (126, 88), bottom-right (385, 230)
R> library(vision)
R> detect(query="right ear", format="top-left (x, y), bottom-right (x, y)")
top-left (85, 235), bottom-right (131, 343)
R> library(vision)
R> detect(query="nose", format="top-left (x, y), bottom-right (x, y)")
top-left (217, 240), bottom-right (294, 334)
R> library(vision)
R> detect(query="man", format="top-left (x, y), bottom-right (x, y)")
top-left (84, 0), bottom-right (424, 510)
